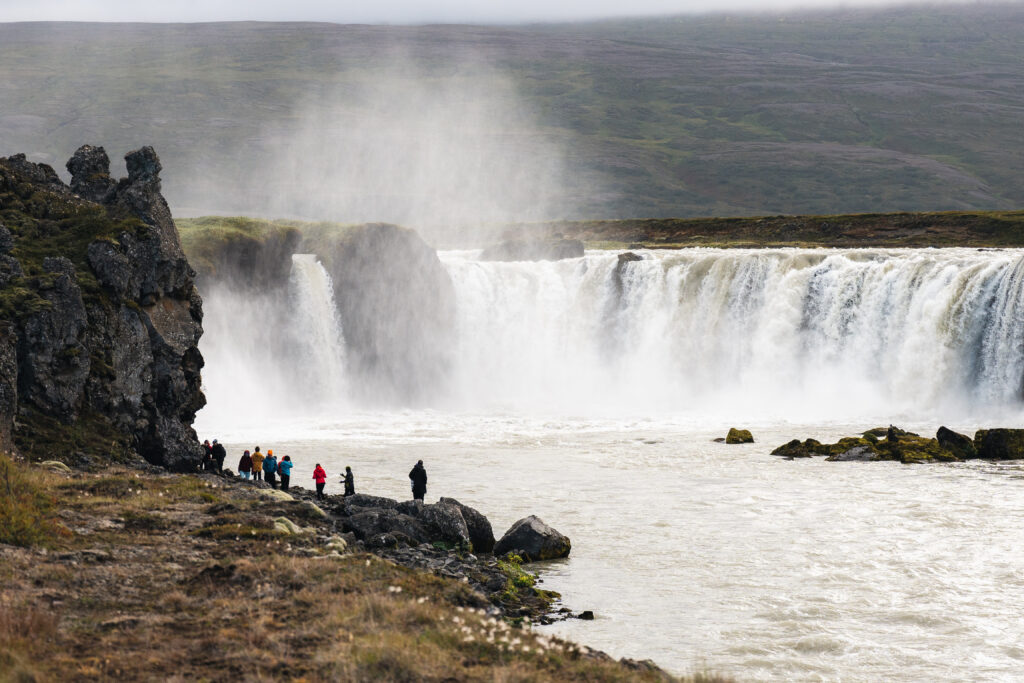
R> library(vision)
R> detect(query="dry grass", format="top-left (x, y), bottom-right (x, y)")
top-left (0, 461), bottom-right (730, 682)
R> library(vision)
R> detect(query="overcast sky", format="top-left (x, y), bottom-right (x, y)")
top-left (0, 0), bottom-right (1002, 24)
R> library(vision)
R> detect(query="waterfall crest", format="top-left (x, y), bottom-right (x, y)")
top-left (441, 248), bottom-right (1024, 421)
top-left (198, 247), bottom-right (1024, 430)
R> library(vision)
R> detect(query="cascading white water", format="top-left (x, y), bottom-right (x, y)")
top-left (440, 248), bottom-right (1024, 422)
top-left (287, 254), bottom-right (348, 400)
top-left (197, 247), bottom-right (1024, 432)
top-left (197, 254), bottom-right (348, 431)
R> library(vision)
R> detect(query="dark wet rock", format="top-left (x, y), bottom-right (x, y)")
top-left (974, 429), bottom-right (1024, 460)
top-left (771, 438), bottom-right (826, 458)
top-left (0, 224), bottom-right (13, 255)
top-left (0, 148), bottom-right (204, 471)
top-left (494, 515), bottom-right (571, 562)
top-left (725, 427), bottom-right (754, 444)
top-left (0, 324), bottom-right (17, 451)
top-left (937, 426), bottom-right (977, 460)
top-left (611, 251), bottom-right (643, 296)
top-left (344, 493), bottom-right (400, 511)
top-left (775, 430), bottom-right (959, 464)
top-left (479, 237), bottom-right (584, 262)
top-left (577, 610), bottom-right (595, 620)
top-left (343, 508), bottom-right (430, 545)
top-left (418, 501), bottom-right (472, 549)
top-left (67, 145), bottom-right (116, 204)
top-left (825, 445), bottom-right (876, 461)
top-left (318, 223), bottom-right (455, 404)
top-left (439, 497), bottom-right (495, 553)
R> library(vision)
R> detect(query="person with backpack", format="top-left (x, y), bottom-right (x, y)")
top-left (342, 466), bottom-right (355, 496)
top-left (211, 439), bottom-right (227, 473)
top-left (312, 463), bottom-right (327, 500)
top-left (251, 447), bottom-right (265, 481)
top-left (238, 450), bottom-right (253, 480)
top-left (264, 450), bottom-right (278, 489)
top-left (278, 456), bottom-right (293, 491)
top-left (409, 460), bottom-right (427, 502)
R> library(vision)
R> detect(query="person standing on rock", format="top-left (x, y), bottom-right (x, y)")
top-left (313, 463), bottom-right (327, 500)
top-left (278, 456), bottom-right (293, 491)
top-left (238, 450), bottom-right (252, 480)
top-left (211, 439), bottom-right (226, 473)
top-left (251, 447), bottom-right (264, 482)
top-left (409, 460), bottom-right (427, 502)
top-left (342, 466), bottom-right (355, 496)
top-left (264, 450), bottom-right (278, 489)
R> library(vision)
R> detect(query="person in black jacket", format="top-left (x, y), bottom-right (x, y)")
top-left (342, 466), bottom-right (355, 496)
top-left (211, 440), bottom-right (226, 473)
top-left (409, 460), bottom-right (427, 502)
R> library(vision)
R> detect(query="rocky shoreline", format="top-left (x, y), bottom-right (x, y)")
top-left (2, 455), bottom-right (686, 681)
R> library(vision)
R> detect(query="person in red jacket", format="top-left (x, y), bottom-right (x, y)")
top-left (312, 463), bottom-right (327, 500)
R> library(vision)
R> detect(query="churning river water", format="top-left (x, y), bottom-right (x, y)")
top-left (196, 248), bottom-right (1024, 680)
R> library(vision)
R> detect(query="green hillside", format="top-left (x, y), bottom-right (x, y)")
top-left (1, 5), bottom-right (1023, 230)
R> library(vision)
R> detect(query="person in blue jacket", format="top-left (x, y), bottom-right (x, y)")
top-left (264, 451), bottom-right (278, 489)
top-left (278, 456), bottom-right (293, 491)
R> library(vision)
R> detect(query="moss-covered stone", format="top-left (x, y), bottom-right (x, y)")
top-left (725, 428), bottom-right (754, 444)
top-left (974, 429), bottom-right (1024, 460)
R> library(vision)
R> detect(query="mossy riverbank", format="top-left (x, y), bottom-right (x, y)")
top-left (0, 453), bottom-right (728, 682)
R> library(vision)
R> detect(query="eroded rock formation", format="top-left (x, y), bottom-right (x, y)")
top-left (0, 145), bottom-right (204, 470)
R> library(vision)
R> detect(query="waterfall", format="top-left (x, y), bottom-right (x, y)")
top-left (440, 248), bottom-right (1024, 421)
top-left (197, 254), bottom-right (347, 431)
top-left (288, 254), bottom-right (348, 400)
top-left (197, 247), bottom-right (1024, 431)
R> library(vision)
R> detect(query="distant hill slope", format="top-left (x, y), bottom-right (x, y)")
top-left (1, 5), bottom-right (1023, 233)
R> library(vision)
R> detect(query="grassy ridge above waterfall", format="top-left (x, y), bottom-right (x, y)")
top-left (526, 211), bottom-right (1024, 249)
top-left (179, 211), bottom-right (1024, 258)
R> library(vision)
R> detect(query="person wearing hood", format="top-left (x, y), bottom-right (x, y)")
top-left (312, 463), bottom-right (327, 500)
top-left (264, 450), bottom-right (278, 489)
top-left (409, 460), bottom-right (427, 502)
top-left (251, 447), bottom-right (264, 481)
top-left (211, 439), bottom-right (226, 473)
top-left (278, 456), bottom-right (293, 491)
top-left (342, 466), bottom-right (355, 497)
top-left (238, 450), bottom-right (253, 480)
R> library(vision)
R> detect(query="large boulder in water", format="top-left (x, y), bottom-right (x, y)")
top-left (725, 428), bottom-right (754, 444)
top-left (974, 429), bottom-right (1024, 460)
top-left (936, 426), bottom-right (977, 460)
top-left (494, 515), bottom-right (571, 562)
top-left (439, 497), bottom-right (495, 553)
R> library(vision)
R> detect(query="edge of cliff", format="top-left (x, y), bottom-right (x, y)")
top-left (0, 145), bottom-right (204, 471)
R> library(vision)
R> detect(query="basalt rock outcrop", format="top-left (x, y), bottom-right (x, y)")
top-left (313, 223), bottom-right (455, 404)
top-left (0, 145), bottom-right (204, 470)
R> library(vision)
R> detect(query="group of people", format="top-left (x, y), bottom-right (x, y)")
top-left (202, 438), bottom-right (429, 503)
top-left (236, 447), bottom-right (295, 490)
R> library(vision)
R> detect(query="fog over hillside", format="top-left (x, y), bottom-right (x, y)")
top-left (1, 4), bottom-right (1023, 242)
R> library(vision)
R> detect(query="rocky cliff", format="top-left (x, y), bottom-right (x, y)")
top-left (0, 145), bottom-right (204, 470)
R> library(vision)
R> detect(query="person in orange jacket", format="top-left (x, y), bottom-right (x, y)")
top-left (251, 447), bottom-right (265, 481)
top-left (312, 463), bottom-right (327, 500)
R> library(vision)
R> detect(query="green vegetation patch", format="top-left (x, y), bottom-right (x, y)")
top-left (0, 453), bottom-right (69, 547)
